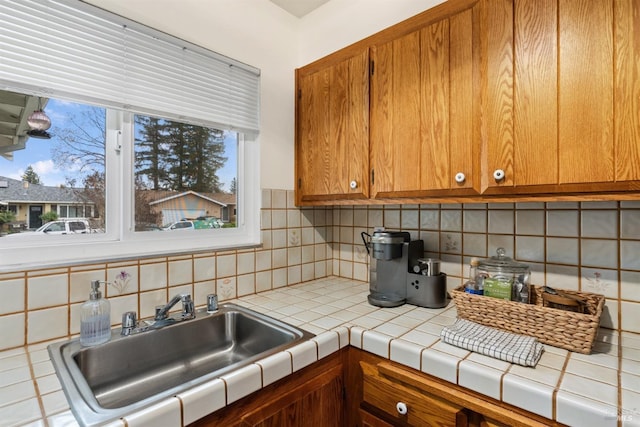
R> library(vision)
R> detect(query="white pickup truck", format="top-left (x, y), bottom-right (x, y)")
top-left (6, 218), bottom-right (98, 237)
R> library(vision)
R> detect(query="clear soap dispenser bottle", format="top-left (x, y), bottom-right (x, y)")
top-left (80, 280), bottom-right (111, 346)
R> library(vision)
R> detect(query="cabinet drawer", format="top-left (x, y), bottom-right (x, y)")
top-left (361, 361), bottom-right (467, 426)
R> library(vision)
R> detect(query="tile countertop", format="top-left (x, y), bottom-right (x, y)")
top-left (1, 277), bottom-right (639, 427)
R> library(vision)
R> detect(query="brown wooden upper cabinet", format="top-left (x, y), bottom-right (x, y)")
top-left (295, 49), bottom-right (370, 204)
top-left (480, 0), bottom-right (640, 194)
top-left (295, 0), bottom-right (640, 206)
top-left (370, 6), bottom-right (478, 199)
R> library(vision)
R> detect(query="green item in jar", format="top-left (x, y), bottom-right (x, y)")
top-left (483, 278), bottom-right (512, 301)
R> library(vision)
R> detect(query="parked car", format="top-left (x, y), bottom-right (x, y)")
top-left (5, 218), bottom-right (98, 237)
top-left (163, 217), bottom-right (222, 231)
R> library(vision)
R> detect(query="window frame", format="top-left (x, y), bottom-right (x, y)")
top-left (0, 108), bottom-right (261, 271)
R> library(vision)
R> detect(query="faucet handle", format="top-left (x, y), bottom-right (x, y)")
top-left (181, 294), bottom-right (195, 318)
top-left (121, 311), bottom-right (137, 336)
top-left (207, 294), bottom-right (218, 312)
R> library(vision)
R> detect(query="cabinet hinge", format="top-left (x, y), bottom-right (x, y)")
top-left (297, 178), bottom-right (301, 189)
top-left (371, 169), bottom-right (375, 185)
top-left (370, 60), bottom-right (375, 76)
top-left (298, 88), bottom-right (302, 100)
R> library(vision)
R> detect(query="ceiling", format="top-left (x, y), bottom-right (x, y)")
top-left (269, 0), bottom-right (330, 18)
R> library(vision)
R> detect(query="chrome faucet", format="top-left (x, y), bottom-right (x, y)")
top-left (120, 293), bottom-right (196, 336)
top-left (155, 293), bottom-right (195, 321)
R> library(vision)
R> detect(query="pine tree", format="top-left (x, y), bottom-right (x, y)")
top-left (22, 165), bottom-right (41, 185)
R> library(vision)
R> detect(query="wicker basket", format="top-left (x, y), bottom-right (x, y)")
top-left (450, 285), bottom-right (605, 354)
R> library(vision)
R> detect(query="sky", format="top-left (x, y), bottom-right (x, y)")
top-left (0, 97), bottom-right (238, 192)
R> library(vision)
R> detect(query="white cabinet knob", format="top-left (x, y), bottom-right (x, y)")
top-left (454, 172), bottom-right (466, 183)
top-left (493, 169), bottom-right (505, 181)
top-left (350, 180), bottom-right (358, 189)
top-left (396, 401), bottom-right (408, 415)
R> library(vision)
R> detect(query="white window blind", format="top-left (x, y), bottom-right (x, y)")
top-left (0, 0), bottom-right (260, 133)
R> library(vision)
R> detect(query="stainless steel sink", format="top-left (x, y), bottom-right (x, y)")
top-left (48, 303), bottom-right (314, 426)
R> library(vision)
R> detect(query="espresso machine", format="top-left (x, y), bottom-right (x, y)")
top-left (362, 230), bottom-right (448, 309)
top-left (361, 230), bottom-right (423, 307)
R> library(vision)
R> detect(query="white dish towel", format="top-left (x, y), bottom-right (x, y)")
top-left (441, 318), bottom-right (544, 367)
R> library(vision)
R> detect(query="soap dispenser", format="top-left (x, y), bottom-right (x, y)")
top-left (80, 280), bottom-right (111, 346)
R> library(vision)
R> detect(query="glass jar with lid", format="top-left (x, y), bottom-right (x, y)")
top-left (476, 248), bottom-right (531, 303)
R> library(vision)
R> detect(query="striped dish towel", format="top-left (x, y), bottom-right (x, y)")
top-left (441, 318), bottom-right (544, 367)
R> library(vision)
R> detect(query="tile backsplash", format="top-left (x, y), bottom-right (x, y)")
top-left (0, 190), bottom-right (638, 351)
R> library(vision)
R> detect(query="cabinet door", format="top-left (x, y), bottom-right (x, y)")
top-left (615, 0), bottom-right (640, 182)
top-left (296, 49), bottom-right (369, 204)
top-left (370, 7), bottom-right (478, 199)
top-left (482, 0), bottom-right (640, 192)
top-left (241, 364), bottom-right (343, 427)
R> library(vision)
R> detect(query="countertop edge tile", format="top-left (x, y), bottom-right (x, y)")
top-left (1, 278), bottom-right (637, 427)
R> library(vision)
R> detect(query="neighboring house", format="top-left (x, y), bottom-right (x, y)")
top-left (145, 190), bottom-right (236, 226)
top-left (0, 176), bottom-right (97, 230)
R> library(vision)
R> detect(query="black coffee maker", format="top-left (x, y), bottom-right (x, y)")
top-left (361, 230), bottom-right (423, 307)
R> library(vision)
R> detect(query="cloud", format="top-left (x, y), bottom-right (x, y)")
top-left (30, 159), bottom-right (57, 175)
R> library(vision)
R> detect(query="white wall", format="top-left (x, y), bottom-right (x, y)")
top-left (297, 0), bottom-right (445, 65)
top-left (84, 0), bottom-right (445, 190)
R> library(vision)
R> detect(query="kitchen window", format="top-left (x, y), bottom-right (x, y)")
top-left (0, 0), bottom-right (260, 269)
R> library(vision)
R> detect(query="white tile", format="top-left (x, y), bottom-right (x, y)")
top-left (362, 331), bottom-right (391, 358)
top-left (399, 330), bottom-right (439, 347)
top-left (27, 307), bottom-right (67, 344)
top-left (287, 340), bottom-right (317, 372)
top-left (0, 278), bottom-right (25, 315)
top-left (0, 398), bottom-right (42, 427)
top-left (390, 339), bottom-right (422, 370)
top-left (221, 364), bottom-right (262, 404)
top-left (139, 262), bottom-right (167, 291)
top-left (36, 374), bottom-right (61, 395)
top-left (556, 390), bottom-right (618, 427)
top-left (622, 389), bottom-right (640, 426)
top-left (256, 352), bottom-right (292, 387)
top-left (515, 210), bottom-right (544, 235)
top-left (622, 301), bottom-right (640, 333)
top-left (333, 326), bottom-right (350, 348)
top-left (373, 322), bottom-right (410, 337)
top-left (216, 254), bottom-right (237, 278)
top-left (41, 390), bottom-right (69, 416)
top-left (622, 372), bottom-right (640, 393)
top-left (0, 380), bottom-right (36, 407)
top-left (194, 256), bottom-right (216, 282)
top-left (582, 239), bottom-right (618, 269)
top-left (508, 363), bottom-right (561, 387)
top-left (28, 274), bottom-right (67, 309)
top-left (168, 259), bottom-right (192, 286)
top-left (546, 237), bottom-right (579, 265)
top-left (560, 373), bottom-right (618, 405)
top-left (621, 209), bottom-right (640, 239)
top-left (123, 397), bottom-right (182, 427)
top-left (458, 360), bottom-right (503, 400)
top-left (178, 379), bottom-right (226, 426)
top-left (581, 210), bottom-right (618, 238)
top-left (421, 349), bottom-right (459, 384)
top-left (0, 314), bottom-right (25, 350)
top-left (312, 331), bottom-right (340, 360)
top-left (565, 358), bottom-right (618, 386)
top-left (47, 410), bottom-right (83, 426)
top-left (466, 352), bottom-right (510, 372)
top-left (0, 366), bottom-right (30, 387)
top-left (502, 374), bottom-right (555, 419)
top-left (431, 340), bottom-right (470, 358)
top-left (547, 210), bottom-right (579, 236)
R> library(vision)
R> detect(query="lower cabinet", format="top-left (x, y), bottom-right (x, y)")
top-left (189, 350), bottom-right (345, 427)
top-left (190, 347), bottom-right (561, 427)
top-left (348, 348), bottom-right (562, 427)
